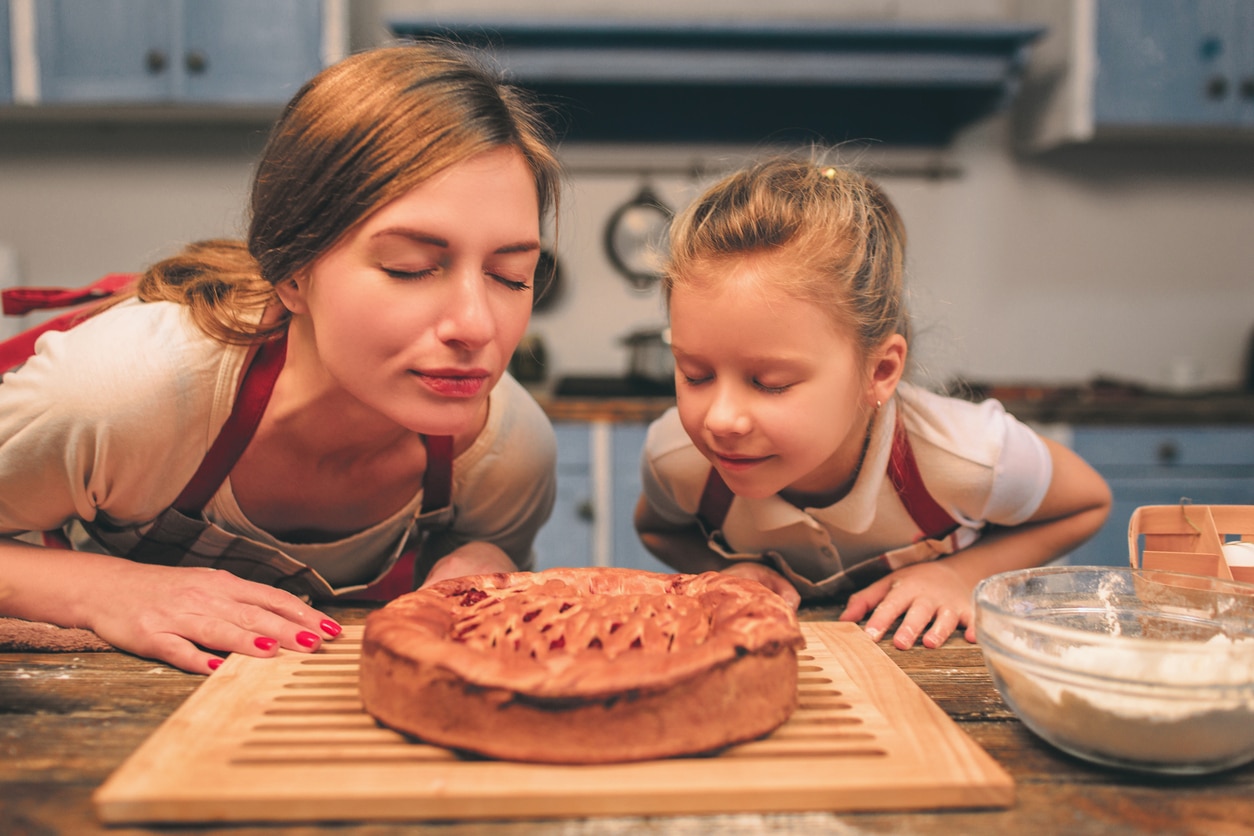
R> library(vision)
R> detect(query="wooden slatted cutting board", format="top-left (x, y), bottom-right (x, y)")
top-left (93, 622), bottom-right (1013, 823)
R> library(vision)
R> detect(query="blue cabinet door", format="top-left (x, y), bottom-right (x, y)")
top-left (34, 0), bottom-right (323, 105)
top-left (1068, 426), bottom-right (1254, 566)
top-left (36, 0), bottom-right (174, 103)
top-left (0, 0), bottom-right (11, 103)
top-left (1094, 0), bottom-right (1240, 127)
top-left (183, 0), bottom-right (322, 104)
top-left (1236, 0), bottom-right (1254, 127)
top-left (532, 422), bottom-right (594, 572)
top-left (611, 423), bottom-right (674, 574)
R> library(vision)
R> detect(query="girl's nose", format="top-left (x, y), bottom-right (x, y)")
top-left (704, 384), bottom-right (751, 437)
top-left (436, 271), bottom-right (494, 348)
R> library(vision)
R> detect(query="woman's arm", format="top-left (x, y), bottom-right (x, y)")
top-left (840, 437), bottom-right (1112, 649)
top-left (0, 536), bottom-right (341, 674)
top-left (633, 495), bottom-right (801, 607)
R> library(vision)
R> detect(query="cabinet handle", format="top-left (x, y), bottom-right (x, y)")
top-left (1241, 78), bottom-right (1254, 101)
top-left (1155, 441), bottom-right (1180, 465)
top-left (185, 50), bottom-right (209, 75)
top-left (1205, 75), bottom-right (1229, 100)
top-left (144, 49), bottom-right (167, 74)
top-left (576, 500), bottom-right (595, 523)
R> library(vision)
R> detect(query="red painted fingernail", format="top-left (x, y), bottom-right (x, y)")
top-left (320, 620), bottom-right (342, 637)
top-left (254, 636), bottom-right (278, 651)
top-left (296, 631), bottom-right (319, 648)
top-left (208, 658), bottom-right (222, 671)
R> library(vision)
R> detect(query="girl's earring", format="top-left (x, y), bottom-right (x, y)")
top-left (876, 399), bottom-right (882, 410)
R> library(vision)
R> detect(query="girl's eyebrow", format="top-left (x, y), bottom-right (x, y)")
top-left (372, 228), bottom-right (539, 255)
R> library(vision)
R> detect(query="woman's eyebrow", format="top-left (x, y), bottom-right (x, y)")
top-left (371, 228), bottom-right (539, 254)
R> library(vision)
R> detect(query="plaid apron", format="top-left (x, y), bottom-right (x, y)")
top-left (695, 414), bottom-right (966, 599)
top-left (44, 332), bottom-right (454, 602)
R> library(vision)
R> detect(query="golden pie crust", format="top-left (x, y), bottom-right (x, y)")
top-left (358, 567), bottom-right (805, 763)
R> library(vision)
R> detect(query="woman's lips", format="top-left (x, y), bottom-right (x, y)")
top-left (412, 368), bottom-right (489, 398)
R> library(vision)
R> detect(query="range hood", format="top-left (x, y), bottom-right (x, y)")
top-left (389, 18), bottom-right (1044, 146)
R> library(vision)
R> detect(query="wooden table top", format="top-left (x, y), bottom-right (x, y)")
top-left (2, 604), bottom-right (1251, 835)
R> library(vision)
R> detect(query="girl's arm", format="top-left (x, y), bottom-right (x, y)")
top-left (633, 495), bottom-right (801, 607)
top-left (840, 437), bottom-right (1112, 649)
top-left (0, 537), bottom-right (341, 674)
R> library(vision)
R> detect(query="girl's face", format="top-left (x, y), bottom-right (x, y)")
top-left (669, 257), bottom-right (892, 503)
top-left (281, 146), bottom-right (540, 437)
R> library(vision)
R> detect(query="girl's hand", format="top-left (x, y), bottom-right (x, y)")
top-left (419, 542), bottom-right (517, 588)
top-left (837, 561), bottom-right (975, 650)
top-left (721, 562), bottom-right (802, 610)
top-left (84, 562), bottom-right (341, 675)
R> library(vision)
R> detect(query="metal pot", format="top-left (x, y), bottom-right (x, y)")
top-left (622, 326), bottom-right (674, 384)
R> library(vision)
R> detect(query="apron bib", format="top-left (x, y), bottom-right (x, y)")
top-left (695, 414), bottom-right (966, 599)
top-left (50, 332), bottom-right (454, 602)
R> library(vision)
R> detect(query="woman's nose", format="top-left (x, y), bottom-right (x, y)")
top-left (436, 271), bottom-right (494, 348)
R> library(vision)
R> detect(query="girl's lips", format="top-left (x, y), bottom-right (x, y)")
top-left (713, 452), bottom-right (772, 472)
top-left (412, 369), bottom-right (489, 398)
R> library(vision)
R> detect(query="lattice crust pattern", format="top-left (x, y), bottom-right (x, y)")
top-left (364, 567), bottom-right (805, 698)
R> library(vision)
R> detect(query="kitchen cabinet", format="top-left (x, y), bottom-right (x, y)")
top-left (16, 0), bottom-right (337, 107)
top-left (1017, 0), bottom-right (1254, 149)
top-left (533, 420), bottom-right (671, 574)
top-left (1066, 425), bottom-right (1254, 566)
top-left (0, 1), bottom-right (11, 103)
top-left (532, 422), bottom-right (595, 572)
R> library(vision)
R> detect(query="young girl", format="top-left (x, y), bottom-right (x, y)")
top-left (635, 156), bottom-right (1111, 650)
top-left (0, 42), bottom-right (563, 673)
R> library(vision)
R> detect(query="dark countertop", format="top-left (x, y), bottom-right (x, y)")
top-left (532, 378), bottom-right (1254, 426)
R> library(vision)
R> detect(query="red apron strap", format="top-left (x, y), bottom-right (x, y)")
top-left (0, 274), bottom-right (138, 372)
top-left (2, 273), bottom-right (136, 315)
top-left (886, 415), bottom-right (960, 541)
top-left (420, 434), bottom-right (454, 514)
top-left (697, 413), bottom-right (959, 542)
top-left (696, 467), bottom-right (735, 533)
top-left (173, 333), bottom-right (288, 514)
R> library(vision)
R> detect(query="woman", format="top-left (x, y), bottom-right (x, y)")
top-left (0, 42), bottom-right (563, 674)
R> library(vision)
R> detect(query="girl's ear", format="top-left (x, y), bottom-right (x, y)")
top-left (274, 271), bottom-right (310, 315)
top-left (867, 333), bottom-right (907, 407)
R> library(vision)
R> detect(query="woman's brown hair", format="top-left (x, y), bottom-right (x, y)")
top-left (132, 40), bottom-right (562, 344)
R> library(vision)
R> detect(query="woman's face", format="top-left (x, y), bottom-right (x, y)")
top-left (669, 257), bottom-right (875, 503)
top-left (283, 146), bottom-right (540, 437)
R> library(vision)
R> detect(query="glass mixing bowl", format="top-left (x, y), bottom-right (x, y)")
top-left (974, 566), bottom-right (1254, 775)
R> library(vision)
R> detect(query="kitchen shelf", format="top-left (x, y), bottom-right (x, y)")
top-left (389, 18), bottom-right (1044, 146)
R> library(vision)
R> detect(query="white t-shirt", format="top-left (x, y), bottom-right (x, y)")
top-left (0, 299), bottom-right (555, 583)
top-left (640, 382), bottom-right (1052, 594)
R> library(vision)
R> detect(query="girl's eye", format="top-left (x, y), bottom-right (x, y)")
top-left (680, 373), bottom-right (712, 387)
top-left (754, 379), bottom-right (793, 394)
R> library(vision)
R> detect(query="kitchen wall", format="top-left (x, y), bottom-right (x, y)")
top-left (3, 0), bottom-right (1253, 391)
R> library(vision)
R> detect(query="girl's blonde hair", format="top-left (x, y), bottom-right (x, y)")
top-left (131, 41), bottom-right (562, 344)
top-left (665, 155), bottom-right (909, 363)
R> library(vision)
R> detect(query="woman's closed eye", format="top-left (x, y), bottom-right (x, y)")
top-left (491, 273), bottom-right (531, 292)
top-left (382, 266), bottom-right (437, 281)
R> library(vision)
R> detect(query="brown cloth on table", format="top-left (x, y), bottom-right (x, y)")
top-left (0, 616), bottom-right (112, 652)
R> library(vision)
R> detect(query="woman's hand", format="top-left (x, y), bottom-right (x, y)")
top-left (419, 541), bottom-right (518, 588)
top-left (75, 562), bottom-right (339, 675)
top-left (721, 562), bottom-right (802, 610)
top-left (837, 560), bottom-right (975, 649)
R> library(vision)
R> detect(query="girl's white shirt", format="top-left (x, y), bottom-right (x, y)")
top-left (640, 382), bottom-right (1052, 586)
